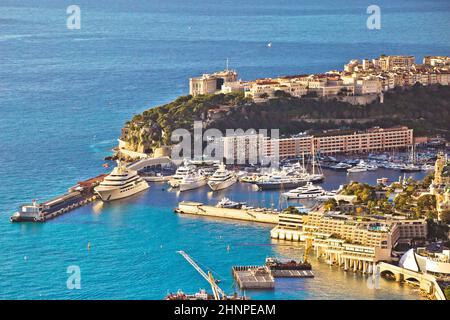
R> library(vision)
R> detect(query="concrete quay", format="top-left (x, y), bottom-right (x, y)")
top-left (175, 201), bottom-right (279, 225)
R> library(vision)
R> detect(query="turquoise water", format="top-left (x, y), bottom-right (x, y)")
top-left (0, 0), bottom-right (448, 299)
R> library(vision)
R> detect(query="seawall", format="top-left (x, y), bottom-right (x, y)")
top-left (175, 201), bottom-right (279, 224)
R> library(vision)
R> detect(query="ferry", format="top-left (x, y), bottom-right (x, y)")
top-left (94, 162), bottom-right (149, 201)
top-left (207, 164), bottom-right (237, 191)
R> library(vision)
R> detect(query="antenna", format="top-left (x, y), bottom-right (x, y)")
top-left (226, 58), bottom-right (229, 71)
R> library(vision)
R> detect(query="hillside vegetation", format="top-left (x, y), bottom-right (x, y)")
top-left (121, 84), bottom-right (450, 153)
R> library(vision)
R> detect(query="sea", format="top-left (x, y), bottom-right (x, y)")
top-left (1, 0), bottom-right (449, 299)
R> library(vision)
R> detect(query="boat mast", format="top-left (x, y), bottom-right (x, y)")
top-left (311, 143), bottom-right (316, 175)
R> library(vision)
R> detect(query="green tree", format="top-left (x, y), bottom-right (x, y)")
top-left (323, 199), bottom-right (338, 212)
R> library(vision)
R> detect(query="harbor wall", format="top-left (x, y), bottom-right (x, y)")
top-left (177, 202), bottom-right (279, 224)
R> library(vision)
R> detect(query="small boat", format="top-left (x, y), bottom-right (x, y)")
top-left (165, 289), bottom-right (215, 300)
top-left (216, 197), bottom-right (245, 209)
top-left (347, 166), bottom-right (367, 173)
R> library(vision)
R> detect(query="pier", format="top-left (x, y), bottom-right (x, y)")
top-left (232, 265), bottom-right (314, 290)
top-left (175, 201), bottom-right (279, 224)
top-left (232, 266), bottom-right (275, 289)
top-left (10, 175), bottom-right (105, 223)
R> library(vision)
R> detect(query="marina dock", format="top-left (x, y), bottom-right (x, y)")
top-left (232, 263), bottom-right (315, 289)
top-left (232, 266), bottom-right (275, 289)
top-left (10, 174), bottom-right (106, 223)
top-left (175, 201), bottom-right (279, 224)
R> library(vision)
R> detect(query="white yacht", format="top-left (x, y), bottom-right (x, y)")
top-left (282, 182), bottom-right (325, 199)
top-left (216, 197), bottom-right (245, 209)
top-left (179, 172), bottom-right (207, 192)
top-left (94, 162), bottom-right (149, 201)
top-left (330, 162), bottom-right (352, 171)
top-left (347, 160), bottom-right (376, 173)
top-left (168, 163), bottom-right (196, 188)
top-left (207, 164), bottom-right (237, 191)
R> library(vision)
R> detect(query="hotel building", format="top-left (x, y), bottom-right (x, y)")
top-left (270, 209), bottom-right (427, 273)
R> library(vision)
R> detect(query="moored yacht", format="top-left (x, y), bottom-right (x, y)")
top-left (207, 164), bottom-right (237, 191)
top-left (216, 197), bottom-right (245, 209)
top-left (179, 172), bottom-right (208, 192)
top-left (168, 163), bottom-right (196, 188)
top-left (330, 162), bottom-right (352, 171)
top-left (400, 163), bottom-right (422, 172)
top-left (347, 160), bottom-right (376, 173)
top-left (94, 162), bottom-right (149, 201)
top-left (282, 182), bottom-right (325, 199)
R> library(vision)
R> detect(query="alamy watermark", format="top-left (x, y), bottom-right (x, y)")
top-left (66, 5), bottom-right (81, 30)
top-left (66, 265), bottom-right (81, 289)
top-left (367, 5), bottom-right (381, 30)
top-left (171, 121), bottom-right (280, 167)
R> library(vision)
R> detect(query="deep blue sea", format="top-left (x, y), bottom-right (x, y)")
top-left (1, 0), bottom-right (449, 299)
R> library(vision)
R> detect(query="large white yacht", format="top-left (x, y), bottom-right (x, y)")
top-left (207, 164), bottom-right (237, 191)
top-left (168, 163), bottom-right (196, 188)
top-left (94, 162), bottom-right (149, 201)
top-left (179, 172), bottom-right (208, 192)
top-left (282, 182), bottom-right (326, 199)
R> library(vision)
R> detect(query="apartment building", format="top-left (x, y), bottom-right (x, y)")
top-left (264, 126), bottom-right (413, 159)
top-left (377, 55), bottom-right (415, 71)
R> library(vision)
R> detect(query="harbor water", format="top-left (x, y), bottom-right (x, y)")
top-left (1, 0), bottom-right (449, 299)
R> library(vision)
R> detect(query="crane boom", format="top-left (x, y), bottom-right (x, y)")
top-left (177, 250), bottom-right (225, 299)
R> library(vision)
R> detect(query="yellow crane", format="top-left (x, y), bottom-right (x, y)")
top-left (177, 250), bottom-right (225, 300)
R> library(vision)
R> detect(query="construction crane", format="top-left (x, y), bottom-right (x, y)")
top-left (177, 250), bottom-right (226, 300)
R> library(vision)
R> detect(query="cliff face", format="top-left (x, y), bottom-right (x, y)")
top-left (120, 85), bottom-right (450, 154)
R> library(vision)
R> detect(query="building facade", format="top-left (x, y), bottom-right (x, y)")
top-left (189, 70), bottom-right (238, 96)
top-left (270, 209), bottom-right (427, 273)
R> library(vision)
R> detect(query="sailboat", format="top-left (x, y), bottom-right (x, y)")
top-left (401, 145), bottom-right (422, 172)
